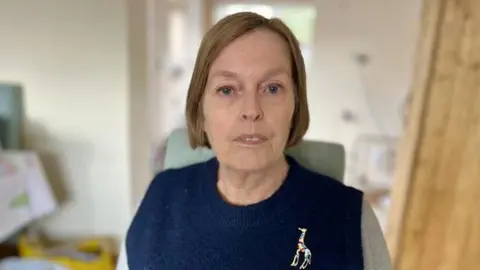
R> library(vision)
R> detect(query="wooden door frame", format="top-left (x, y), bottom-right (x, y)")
top-left (385, 0), bottom-right (445, 263)
top-left (203, 0), bottom-right (213, 32)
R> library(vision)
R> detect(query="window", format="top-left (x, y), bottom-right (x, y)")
top-left (213, 3), bottom-right (317, 68)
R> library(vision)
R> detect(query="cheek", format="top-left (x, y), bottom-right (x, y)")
top-left (203, 100), bottom-right (236, 143)
top-left (265, 96), bottom-right (295, 137)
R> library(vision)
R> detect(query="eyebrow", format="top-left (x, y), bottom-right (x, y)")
top-left (209, 67), bottom-right (290, 80)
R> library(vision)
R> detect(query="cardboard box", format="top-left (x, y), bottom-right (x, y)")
top-left (18, 235), bottom-right (115, 270)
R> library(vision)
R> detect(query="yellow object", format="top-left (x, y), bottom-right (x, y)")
top-left (18, 234), bottom-right (115, 270)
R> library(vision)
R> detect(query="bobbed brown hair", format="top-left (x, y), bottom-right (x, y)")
top-left (185, 12), bottom-right (310, 149)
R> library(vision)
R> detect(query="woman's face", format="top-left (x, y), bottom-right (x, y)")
top-left (202, 28), bottom-right (295, 171)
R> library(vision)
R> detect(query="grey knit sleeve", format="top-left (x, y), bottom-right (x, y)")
top-left (116, 241), bottom-right (128, 270)
top-left (362, 199), bottom-right (393, 270)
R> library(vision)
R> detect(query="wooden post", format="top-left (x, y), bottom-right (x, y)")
top-left (203, 0), bottom-right (213, 33)
top-left (388, 0), bottom-right (480, 269)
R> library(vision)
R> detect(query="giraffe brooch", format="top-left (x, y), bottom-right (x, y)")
top-left (291, 228), bottom-right (312, 269)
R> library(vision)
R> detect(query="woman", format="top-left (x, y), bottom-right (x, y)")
top-left (119, 12), bottom-right (391, 270)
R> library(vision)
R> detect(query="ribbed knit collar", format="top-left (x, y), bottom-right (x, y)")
top-left (200, 155), bottom-right (301, 229)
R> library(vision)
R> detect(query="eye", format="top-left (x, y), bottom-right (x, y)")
top-left (266, 84), bottom-right (282, 94)
top-left (217, 86), bottom-right (234, 96)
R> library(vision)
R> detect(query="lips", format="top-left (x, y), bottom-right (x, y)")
top-left (234, 134), bottom-right (268, 144)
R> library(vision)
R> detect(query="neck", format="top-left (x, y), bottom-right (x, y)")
top-left (217, 156), bottom-right (289, 206)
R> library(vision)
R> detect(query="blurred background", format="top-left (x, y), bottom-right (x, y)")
top-left (0, 0), bottom-right (479, 269)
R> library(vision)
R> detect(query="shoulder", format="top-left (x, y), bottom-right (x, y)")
top-left (142, 160), bottom-right (207, 198)
top-left (292, 161), bottom-right (364, 225)
top-left (152, 161), bottom-right (207, 185)
top-left (126, 160), bottom-right (210, 244)
top-left (130, 160), bottom-right (210, 221)
top-left (296, 163), bottom-right (363, 203)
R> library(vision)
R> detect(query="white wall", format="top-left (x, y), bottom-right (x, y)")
top-left (0, 0), bottom-right (133, 240)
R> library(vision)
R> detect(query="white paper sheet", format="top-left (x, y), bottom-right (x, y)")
top-left (0, 151), bottom-right (57, 242)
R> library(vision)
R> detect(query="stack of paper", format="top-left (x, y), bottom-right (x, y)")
top-left (0, 151), bottom-right (57, 243)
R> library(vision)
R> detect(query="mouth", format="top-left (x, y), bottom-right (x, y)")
top-left (233, 133), bottom-right (268, 146)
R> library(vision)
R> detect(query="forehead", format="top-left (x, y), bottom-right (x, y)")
top-left (210, 28), bottom-right (291, 75)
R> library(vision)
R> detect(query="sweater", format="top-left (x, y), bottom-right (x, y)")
top-left (126, 156), bottom-right (364, 270)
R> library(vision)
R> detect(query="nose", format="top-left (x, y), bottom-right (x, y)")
top-left (240, 91), bottom-right (263, 121)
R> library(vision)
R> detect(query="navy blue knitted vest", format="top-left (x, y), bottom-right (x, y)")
top-left (126, 156), bottom-right (364, 270)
